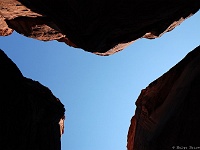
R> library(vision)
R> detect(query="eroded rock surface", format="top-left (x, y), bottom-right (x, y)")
top-left (127, 45), bottom-right (200, 150)
top-left (0, 0), bottom-right (200, 55)
top-left (0, 49), bottom-right (65, 150)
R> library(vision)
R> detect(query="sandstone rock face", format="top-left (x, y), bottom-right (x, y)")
top-left (0, 0), bottom-right (200, 55)
top-left (127, 45), bottom-right (200, 150)
top-left (0, 49), bottom-right (65, 150)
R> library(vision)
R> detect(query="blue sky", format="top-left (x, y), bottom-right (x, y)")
top-left (0, 11), bottom-right (199, 150)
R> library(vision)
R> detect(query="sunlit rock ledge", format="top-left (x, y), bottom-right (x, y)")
top-left (127, 45), bottom-right (200, 150)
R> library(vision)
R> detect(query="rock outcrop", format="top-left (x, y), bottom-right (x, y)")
top-left (1, 1), bottom-right (200, 150)
top-left (127, 45), bottom-right (200, 150)
top-left (0, 0), bottom-right (200, 55)
top-left (0, 49), bottom-right (65, 150)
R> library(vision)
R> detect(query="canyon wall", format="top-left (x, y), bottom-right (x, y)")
top-left (0, 49), bottom-right (65, 150)
top-left (0, 0), bottom-right (199, 55)
top-left (127, 45), bottom-right (200, 150)
top-left (1, 1), bottom-right (200, 150)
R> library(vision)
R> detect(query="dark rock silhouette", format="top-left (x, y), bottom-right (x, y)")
top-left (0, 49), bottom-right (65, 150)
top-left (0, 0), bottom-right (199, 55)
top-left (127, 45), bottom-right (200, 150)
top-left (1, 1), bottom-right (200, 150)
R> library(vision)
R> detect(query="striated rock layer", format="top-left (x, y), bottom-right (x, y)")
top-left (127, 45), bottom-right (200, 150)
top-left (0, 49), bottom-right (65, 150)
top-left (0, 0), bottom-right (200, 55)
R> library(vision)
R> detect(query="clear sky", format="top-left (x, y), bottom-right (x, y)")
top-left (0, 11), bottom-right (199, 150)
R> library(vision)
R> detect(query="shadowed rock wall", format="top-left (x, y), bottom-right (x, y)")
top-left (127, 45), bottom-right (200, 150)
top-left (1, 1), bottom-right (200, 150)
top-left (0, 49), bottom-right (65, 150)
top-left (0, 0), bottom-right (200, 55)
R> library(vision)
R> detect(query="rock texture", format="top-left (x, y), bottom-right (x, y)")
top-left (0, 49), bottom-right (65, 150)
top-left (127, 45), bottom-right (200, 150)
top-left (0, 0), bottom-right (200, 55)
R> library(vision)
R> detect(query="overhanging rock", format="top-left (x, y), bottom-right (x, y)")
top-left (0, 0), bottom-right (200, 55)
